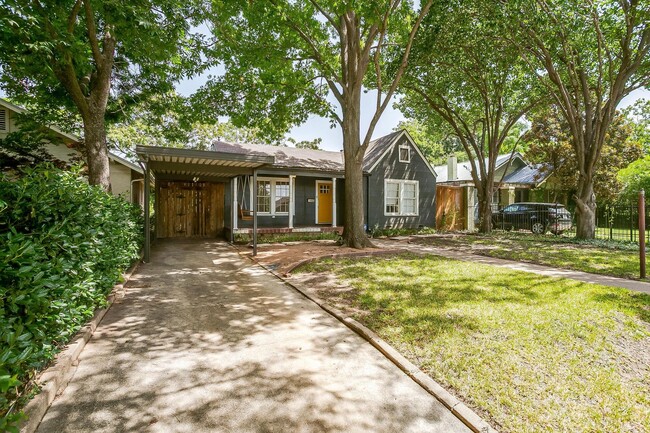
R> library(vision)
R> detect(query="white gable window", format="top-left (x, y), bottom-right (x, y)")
top-left (253, 177), bottom-right (290, 215)
top-left (398, 144), bottom-right (411, 163)
top-left (384, 179), bottom-right (419, 216)
top-left (0, 109), bottom-right (7, 132)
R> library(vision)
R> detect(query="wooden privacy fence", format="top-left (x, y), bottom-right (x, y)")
top-left (157, 181), bottom-right (225, 238)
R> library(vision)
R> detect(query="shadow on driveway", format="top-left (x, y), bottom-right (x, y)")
top-left (37, 239), bottom-right (471, 433)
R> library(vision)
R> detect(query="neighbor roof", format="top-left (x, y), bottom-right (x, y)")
top-left (502, 163), bottom-right (550, 185)
top-left (433, 152), bottom-right (552, 185)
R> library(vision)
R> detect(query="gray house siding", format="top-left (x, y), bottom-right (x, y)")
top-left (231, 175), bottom-right (343, 229)
top-left (366, 134), bottom-right (436, 229)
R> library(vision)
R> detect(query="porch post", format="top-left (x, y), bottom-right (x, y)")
top-left (331, 177), bottom-right (337, 227)
top-left (289, 175), bottom-right (296, 229)
top-left (143, 161), bottom-right (151, 263)
top-left (232, 176), bottom-right (238, 231)
top-left (253, 169), bottom-right (258, 256)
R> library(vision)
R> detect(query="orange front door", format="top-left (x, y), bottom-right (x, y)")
top-left (317, 181), bottom-right (333, 224)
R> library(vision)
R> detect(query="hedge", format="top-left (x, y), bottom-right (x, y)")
top-left (0, 165), bottom-right (143, 430)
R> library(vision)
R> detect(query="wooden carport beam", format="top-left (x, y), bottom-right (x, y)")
top-left (148, 161), bottom-right (259, 176)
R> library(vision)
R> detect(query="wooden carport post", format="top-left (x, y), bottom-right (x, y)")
top-left (253, 168), bottom-right (258, 256)
top-left (144, 161), bottom-right (151, 263)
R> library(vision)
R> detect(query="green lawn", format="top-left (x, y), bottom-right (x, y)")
top-left (413, 233), bottom-right (648, 281)
top-left (297, 254), bottom-right (650, 433)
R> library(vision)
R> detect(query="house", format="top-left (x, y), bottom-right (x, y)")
top-left (0, 98), bottom-right (144, 205)
top-left (135, 130), bottom-right (436, 259)
top-left (434, 153), bottom-right (549, 230)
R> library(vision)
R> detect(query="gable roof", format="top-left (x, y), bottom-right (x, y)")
top-left (212, 140), bottom-right (345, 172)
top-left (211, 130), bottom-right (436, 177)
top-left (0, 98), bottom-right (142, 174)
top-left (362, 130), bottom-right (403, 171)
top-left (435, 153), bottom-right (536, 184)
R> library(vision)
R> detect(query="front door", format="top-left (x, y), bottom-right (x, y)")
top-left (316, 181), bottom-right (333, 224)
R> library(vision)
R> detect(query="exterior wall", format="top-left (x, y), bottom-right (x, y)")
top-left (366, 134), bottom-right (436, 229)
top-left (0, 107), bottom-right (19, 138)
top-left (233, 175), bottom-right (343, 229)
top-left (109, 161), bottom-right (133, 201)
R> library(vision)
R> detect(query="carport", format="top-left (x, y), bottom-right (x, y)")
top-left (136, 145), bottom-right (274, 261)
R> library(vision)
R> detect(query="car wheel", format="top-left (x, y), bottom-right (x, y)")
top-left (551, 230), bottom-right (564, 236)
top-left (531, 221), bottom-right (546, 234)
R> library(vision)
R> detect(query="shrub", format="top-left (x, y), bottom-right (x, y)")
top-left (0, 164), bottom-right (143, 429)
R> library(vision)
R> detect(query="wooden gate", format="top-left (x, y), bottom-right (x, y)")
top-left (157, 181), bottom-right (225, 238)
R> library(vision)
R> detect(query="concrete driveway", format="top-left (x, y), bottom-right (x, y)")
top-left (38, 239), bottom-right (471, 433)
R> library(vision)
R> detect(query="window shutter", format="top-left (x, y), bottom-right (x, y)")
top-left (0, 109), bottom-right (6, 131)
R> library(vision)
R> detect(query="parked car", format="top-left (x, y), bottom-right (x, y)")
top-left (492, 202), bottom-right (573, 235)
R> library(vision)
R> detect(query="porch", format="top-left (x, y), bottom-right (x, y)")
top-left (136, 145), bottom-right (346, 261)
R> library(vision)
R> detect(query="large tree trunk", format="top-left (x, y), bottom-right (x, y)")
top-left (83, 108), bottom-right (111, 191)
top-left (574, 173), bottom-right (596, 239)
top-left (476, 179), bottom-right (493, 234)
top-left (340, 89), bottom-right (373, 249)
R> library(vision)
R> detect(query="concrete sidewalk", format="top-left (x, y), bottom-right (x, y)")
top-left (375, 238), bottom-right (650, 295)
top-left (37, 239), bottom-right (472, 433)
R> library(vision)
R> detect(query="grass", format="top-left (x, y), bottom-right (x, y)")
top-left (297, 254), bottom-right (650, 433)
top-left (415, 232), bottom-right (648, 281)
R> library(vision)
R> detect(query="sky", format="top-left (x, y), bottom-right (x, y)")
top-left (176, 73), bottom-right (650, 152)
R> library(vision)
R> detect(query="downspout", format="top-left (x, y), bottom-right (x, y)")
top-left (365, 174), bottom-right (370, 232)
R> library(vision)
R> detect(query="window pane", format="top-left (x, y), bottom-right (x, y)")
top-left (386, 199), bottom-right (399, 214)
top-left (403, 183), bottom-right (416, 198)
top-left (386, 182), bottom-right (399, 198)
top-left (385, 181), bottom-right (399, 213)
top-left (402, 198), bottom-right (416, 214)
top-left (275, 181), bottom-right (290, 213)
top-left (399, 147), bottom-right (410, 161)
top-left (257, 181), bottom-right (271, 213)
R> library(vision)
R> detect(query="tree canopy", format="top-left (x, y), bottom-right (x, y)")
top-left (503, 0), bottom-right (650, 237)
top-left (0, 0), bottom-right (205, 188)
top-left (199, 0), bottom-right (433, 247)
top-left (398, 0), bottom-right (539, 232)
top-left (524, 104), bottom-right (643, 204)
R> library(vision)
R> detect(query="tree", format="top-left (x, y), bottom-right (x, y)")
top-left (399, 0), bottom-right (538, 233)
top-left (618, 155), bottom-right (650, 202)
top-left (200, 0), bottom-right (433, 248)
top-left (504, 0), bottom-right (650, 238)
top-left (623, 98), bottom-right (650, 155)
top-left (289, 137), bottom-right (323, 150)
top-left (525, 104), bottom-right (643, 204)
top-left (0, 0), bottom-right (203, 190)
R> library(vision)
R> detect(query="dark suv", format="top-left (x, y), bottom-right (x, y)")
top-left (492, 202), bottom-right (573, 235)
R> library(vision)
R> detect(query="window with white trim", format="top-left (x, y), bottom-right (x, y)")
top-left (398, 144), bottom-right (411, 162)
top-left (384, 179), bottom-right (419, 216)
top-left (254, 178), bottom-right (290, 215)
top-left (0, 109), bottom-right (7, 132)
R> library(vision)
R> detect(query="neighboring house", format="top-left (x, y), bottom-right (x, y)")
top-left (0, 98), bottom-right (144, 205)
top-left (434, 153), bottom-right (550, 230)
top-left (135, 130), bottom-right (436, 251)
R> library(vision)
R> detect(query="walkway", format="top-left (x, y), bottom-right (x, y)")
top-left (375, 238), bottom-right (650, 295)
top-left (37, 239), bottom-right (471, 433)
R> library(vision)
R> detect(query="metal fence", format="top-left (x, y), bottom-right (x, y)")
top-left (480, 202), bottom-right (650, 243)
